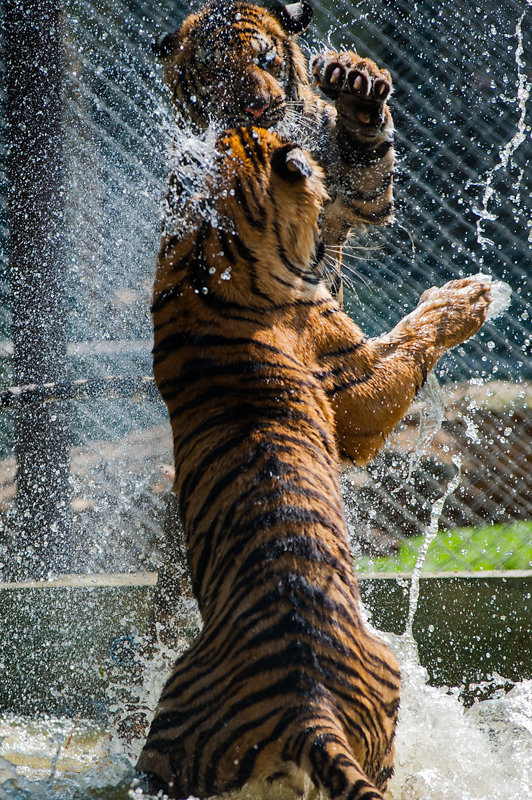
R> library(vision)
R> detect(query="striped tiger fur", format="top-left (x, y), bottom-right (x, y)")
top-left (153, 1), bottom-right (395, 257)
top-left (136, 126), bottom-right (491, 798)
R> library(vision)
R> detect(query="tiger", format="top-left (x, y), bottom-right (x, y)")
top-left (153, 0), bottom-right (396, 271)
top-left (136, 125), bottom-right (492, 799)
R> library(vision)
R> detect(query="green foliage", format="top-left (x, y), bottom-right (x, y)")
top-left (357, 521), bottom-right (532, 573)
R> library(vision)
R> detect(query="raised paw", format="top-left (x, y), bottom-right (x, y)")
top-left (416, 276), bottom-right (492, 353)
top-left (311, 51), bottom-right (392, 133)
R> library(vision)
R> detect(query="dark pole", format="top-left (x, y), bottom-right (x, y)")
top-left (5, 0), bottom-right (72, 578)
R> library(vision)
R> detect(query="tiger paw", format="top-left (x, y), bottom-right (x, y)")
top-left (414, 276), bottom-right (492, 353)
top-left (311, 51), bottom-right (392, 134)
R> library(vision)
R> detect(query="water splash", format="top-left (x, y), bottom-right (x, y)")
top-left (473, 3), bottom-right (532, 248)
top-left (1, 671), bottom-right (531, 800)
top-left (406, 372), bottom-right (445, 481)
top-left (162, 124), bottom-right (221, 240)
top-left (387, 640), bottom-right (532, 800)
top-left (379, 452), bottom-right (532, 799)
top-left (0, 715), bottom-right (132, 798)
top-left (404, 456), bottom-right (462, 644)
top-left (481, 274), bottom-right (513, 321)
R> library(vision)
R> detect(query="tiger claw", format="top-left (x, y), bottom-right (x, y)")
top-left (347, 69), bottom-right (369, 97)
top-left (374, 78), bottom-right (391, 101)
top-left (312, 51), bottom-right (392, 106)
top-left (311, 54), bottom-right (347, 97)
top-left (325, 64), bottom-right (345, 87)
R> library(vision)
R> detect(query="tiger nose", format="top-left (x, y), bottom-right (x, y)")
top-left (243, 99), bottom-right (270, 120)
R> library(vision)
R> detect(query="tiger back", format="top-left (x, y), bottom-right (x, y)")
top-left (138, 120), bottom-right (493, 796)
top-left (137, 126), bottom-right (401, 799)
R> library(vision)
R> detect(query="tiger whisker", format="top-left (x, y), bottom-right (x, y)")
top-left (282, 112), bottom-right (317, 135)
top-left (323, 250), bottom-right (373, 293)
top-left (320, 254), bottom-right (361, 299)
top-left (334, 251), bottom-right (368, 262)
top-left (282, 107), bottom-right (316, 125)
top-left (325, 243), bottom-right (386, 253)
top-left (338, 263), bottom-right (372, 293)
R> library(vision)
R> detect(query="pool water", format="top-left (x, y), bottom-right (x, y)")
top-left (1, 632), bottom-right (530, 799)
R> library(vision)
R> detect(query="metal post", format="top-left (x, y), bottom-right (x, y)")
top-left (5, 0), bottom-right (72, 578)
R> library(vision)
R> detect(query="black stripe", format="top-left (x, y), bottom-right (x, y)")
top-left (325, 374), bottom-right (370, 394)
top-left (174, 397), bottom-right (327, 466)
top-left (233, 176), bottom-right (267, 230)
top-left (197, 478), bottom-right (344, 592)
top-left (160, 233), bottom-right (180, 259)
top-left (186, 430), bottom-right (338, 534)
top-left (232, 707), bottom-right (305, 788)
top-left (230, 227), bottom-right (259, 264)
top-left (340, 176), bottom-right (393, 203)
top-left (236, 127), bottom-right (262, 172)
top-left (320, 341), bottom-right (366, 358)
top-left (338, 136), bottom-right (393, 168)
top-left (151, 281), bottom-right (186, 314)
top-left (218, 519), bottom-right (346, 579)
top-left (149, 669), bottom-right (319, 744)
top-left (163, 358), bottom-right (301, 396)
top-left (204, 560), bottom-right (399, 691)
top-left (177, 418), bottom-right (280, 520)
top-left (203, 706), bottom-right (284, 792)
top-left (216, 228), bottom-right (239, 265)
top-left (158, 568), bottom-right (396, 723)
top-left (153, 329), bottom-right (303, 362)
top-left (272, 217), bottom-right (320, 285)
top-left (320, 306), bottom-right (340, 318)
top-left (346, 781), bottom-right (382, 800)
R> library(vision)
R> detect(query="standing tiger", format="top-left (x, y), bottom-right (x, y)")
top-left (136, 126), bottom-right (492, 798)
top-left (153, 0), bottom-right (395, 259)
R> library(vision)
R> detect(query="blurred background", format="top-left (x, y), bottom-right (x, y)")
top-left (1, 0), bottom-right (530, 579)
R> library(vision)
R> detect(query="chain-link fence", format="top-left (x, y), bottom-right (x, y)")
top-left (0, 0), bottom-right (530, 580)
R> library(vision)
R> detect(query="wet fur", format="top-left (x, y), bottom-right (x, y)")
top-left (154, 0), bottom-right (395, 253)
top-left (137, 127), bottom-right (491, 798)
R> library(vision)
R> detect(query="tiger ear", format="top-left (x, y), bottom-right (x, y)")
top-left (272, 2), bottom-right (313, 33)
top-left (152, 29), bottom-right (180, 59)
top-left (271, 145), bottom-right (313, 181)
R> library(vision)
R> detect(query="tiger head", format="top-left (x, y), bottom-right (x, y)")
top-left (162, 127), bottom-right (329, 306)
top-left (153, 1), bottom-right (313, 130)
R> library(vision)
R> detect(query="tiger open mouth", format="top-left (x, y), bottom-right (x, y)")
top-left (228, 98), bottom-right (285, 128)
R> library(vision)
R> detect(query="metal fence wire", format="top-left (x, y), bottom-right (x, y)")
top-left (0, 0), bottom-right (531, 579)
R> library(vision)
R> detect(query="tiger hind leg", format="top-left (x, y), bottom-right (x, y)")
top-left (287, 720), bottom-right (386, 800)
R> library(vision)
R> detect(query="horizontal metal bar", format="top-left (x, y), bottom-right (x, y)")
top-left (0, 339), bottom-right (152, 358)
top-left (2, 569), bottom-right (532, 591)
top-left (0, 375), bottom-right (159, 409)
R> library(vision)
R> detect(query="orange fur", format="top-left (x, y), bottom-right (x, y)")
top-left (137, 127), bottom-right (490, 799)
top-left (154, 0), bottom-right (395, 257)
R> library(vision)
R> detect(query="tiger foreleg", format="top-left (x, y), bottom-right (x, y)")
top-left (311, 51), bottom-right (392, 134)
top-left (310, 51), bottom-right (394, 239)
top-left (318, 275), bottom-right (492, 465)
